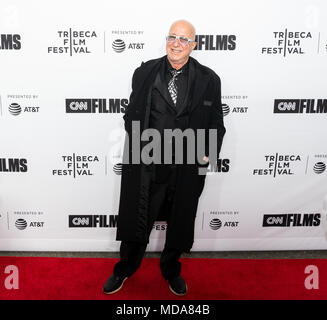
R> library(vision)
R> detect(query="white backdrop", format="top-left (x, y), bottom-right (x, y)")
top-left (1, 0), bottom-right (327, 251)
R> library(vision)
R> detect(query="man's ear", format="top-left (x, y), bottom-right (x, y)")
top-left (191, 42), bottom-right (197, 50)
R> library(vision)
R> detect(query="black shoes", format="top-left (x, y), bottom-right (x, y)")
top-left (103, 273), bottom-right (187, 296)
top-left (168, 276), bottom-right (187, 296)
top-left (103, 273), bottom-right (128, 294)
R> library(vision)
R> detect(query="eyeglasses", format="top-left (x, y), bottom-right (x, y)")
top-left (166, 35), bottom-right (195, 46)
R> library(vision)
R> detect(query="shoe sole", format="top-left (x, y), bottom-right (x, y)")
top-left (103, 277), bottom-right (128, 295)
top-left (169, 283), bottom-right (188, 296)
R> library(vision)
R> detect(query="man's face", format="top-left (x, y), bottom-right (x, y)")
top-left (166, 22), bottom-right (197, 67)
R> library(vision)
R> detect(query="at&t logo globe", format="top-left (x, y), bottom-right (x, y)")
top-left (15, 219), bottom-right (27, 230)
top-left (314, 162), bottom-right (326, 174)
top-left (9, 103), bottom-right (22, 116)
top-left (112, 39), bottom-right (126, 53)
top-left (209, 218), bottom-right (222, 230)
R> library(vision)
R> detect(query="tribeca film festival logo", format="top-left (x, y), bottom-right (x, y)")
top-left (274, 99), bottom-right (327, 114)
top-left (221, 95), bottom-right (249, 117)
top-left (48, 29), bottom-right (98, 56)
top-left (194, 35), bottom-right (236, 51)
top-left (261, 29), bottom-right (315, 56)
top-left (68, 215), bottom-right (118, 228)
top-left (52, 154), bottom-right (100, 178)
top-left (0, 34), bottom-right (21, 50)
top-left (65, 98), bottom-right (128, 113)
top-left (253, 153), bottom-right (301, 177)
top-left (152, 222), bottom-right (167, 231)
top-left (0, 158), bottom-right (27, 172)
top-left (262, 213), bottom-right (321, 227)
top-left (110, 29), bottom-right (144, 53)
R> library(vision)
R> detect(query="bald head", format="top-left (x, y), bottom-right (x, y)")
top-left (169, 20), bottom-right (196, 41)
top-left (166, 19), bottom-right (197, 69)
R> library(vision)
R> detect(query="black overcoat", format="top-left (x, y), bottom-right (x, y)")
top-left (116, 55), bottom-right (226, 252)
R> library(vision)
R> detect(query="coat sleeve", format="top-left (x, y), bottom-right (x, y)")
top-left (207, 74), bottom-right (226, 160)
top-left (123, 62), bottom-right (144, 122)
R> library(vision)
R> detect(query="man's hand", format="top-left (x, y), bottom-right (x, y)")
top-left (203, 156), bottom-right (209, 163)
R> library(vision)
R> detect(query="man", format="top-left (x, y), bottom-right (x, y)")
top-left (103, 20), bottom-right (225, 296)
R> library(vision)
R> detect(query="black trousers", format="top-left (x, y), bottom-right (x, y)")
top-left (113, 164), bottom-right (183, 280)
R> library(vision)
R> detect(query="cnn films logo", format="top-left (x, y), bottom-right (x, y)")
top-left (110, 30), bottom-right (144, 53)
top-left (204, 159), bottom-right (230, 175)
top-left (48, 29), bottom-right (98, 56)
top-left (194, 35), bottom-right (236, 50)
top-left (52, 154), bottom-right (100, 178)
top-left (6, 94), bottom-right (40, 116)
top-left (0, 34), bottom-right (21, 50)
top-left (274, 99), bottom-right (327, 114)
top-left (66, 99), bottom-right (128, 113)
top-left (261, 29), bottom-right (314, 56)
top-left (0, 158), bottom-right (27, 172)
top-left (262, 213), bottom-right (321, 227)
top-left (68, 215), bottom-right (118, 228)
top-left (221, 95), bottom-right (249, 117)
top-left (253, 154), bottom-right (301, 177)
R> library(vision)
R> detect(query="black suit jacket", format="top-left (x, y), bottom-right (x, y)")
top-left (123, 55), bottom-right (225, 162)
top-left (118, 55), bottom-right (226, 251)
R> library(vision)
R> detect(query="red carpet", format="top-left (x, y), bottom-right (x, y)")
top-left (0, 256), bottom-right (326, 300)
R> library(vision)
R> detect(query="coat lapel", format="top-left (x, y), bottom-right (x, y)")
top-left (176, 59), bottom-right (195, 117)
top-left (139, 55), bottom-right (211, 117)
top-left (153, 58), bottom-right (176, 111)
top-left (187, 57), bottom-right (210, 115)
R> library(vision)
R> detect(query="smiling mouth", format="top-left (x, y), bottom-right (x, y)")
top-left (171, 49), bottom-right (182, 53)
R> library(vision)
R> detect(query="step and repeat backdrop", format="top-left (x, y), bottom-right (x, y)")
top-left (1, 0), bottom-right (327, 251)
